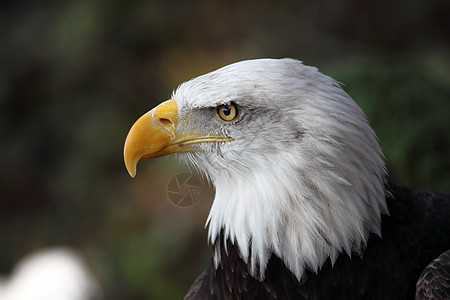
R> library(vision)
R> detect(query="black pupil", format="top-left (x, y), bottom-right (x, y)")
top-left (222, 106), bottom-right (231, 116)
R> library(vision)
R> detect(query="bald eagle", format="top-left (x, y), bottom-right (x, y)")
top-left (123, 58), bottom-right (450, 299)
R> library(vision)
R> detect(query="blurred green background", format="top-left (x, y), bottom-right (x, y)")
top-left (0, 0), bottom-right (449, 299)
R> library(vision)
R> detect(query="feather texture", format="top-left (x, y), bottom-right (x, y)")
top-left (185, 184), bottom-right (450, 299)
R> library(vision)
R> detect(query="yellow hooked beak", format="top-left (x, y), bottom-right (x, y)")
top-left (123, 99), bottom-right (233, 178)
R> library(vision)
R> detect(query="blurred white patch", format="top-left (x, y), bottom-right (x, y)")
top-left (0, 247), bottom-right (101, 300)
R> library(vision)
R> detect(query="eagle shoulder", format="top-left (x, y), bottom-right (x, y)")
top-left (415, 249), bottom-right (450, 300)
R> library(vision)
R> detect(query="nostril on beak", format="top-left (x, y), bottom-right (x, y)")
top-left (159, 118), bottom-right (172, 126)
top-left (157, 118), bottom-right (175, 136)
top-left (152, 99), bottom-right (177, 135)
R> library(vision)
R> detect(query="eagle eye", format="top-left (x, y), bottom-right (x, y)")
top-left (216, 103), bottom-right (240, 122)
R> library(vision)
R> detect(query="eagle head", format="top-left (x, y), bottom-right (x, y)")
top-left (124, 58), bottom-right (388, 280)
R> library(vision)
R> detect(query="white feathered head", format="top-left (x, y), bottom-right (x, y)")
top-left (124, 58), bottom-right (388, 280)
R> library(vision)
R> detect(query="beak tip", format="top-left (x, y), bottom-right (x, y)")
top-left (124, 152), bottom-right (138, 178)
top-left (125, 160), bottom-right (137, 178)
top-left (127, 168), bottom-right (136, 178)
